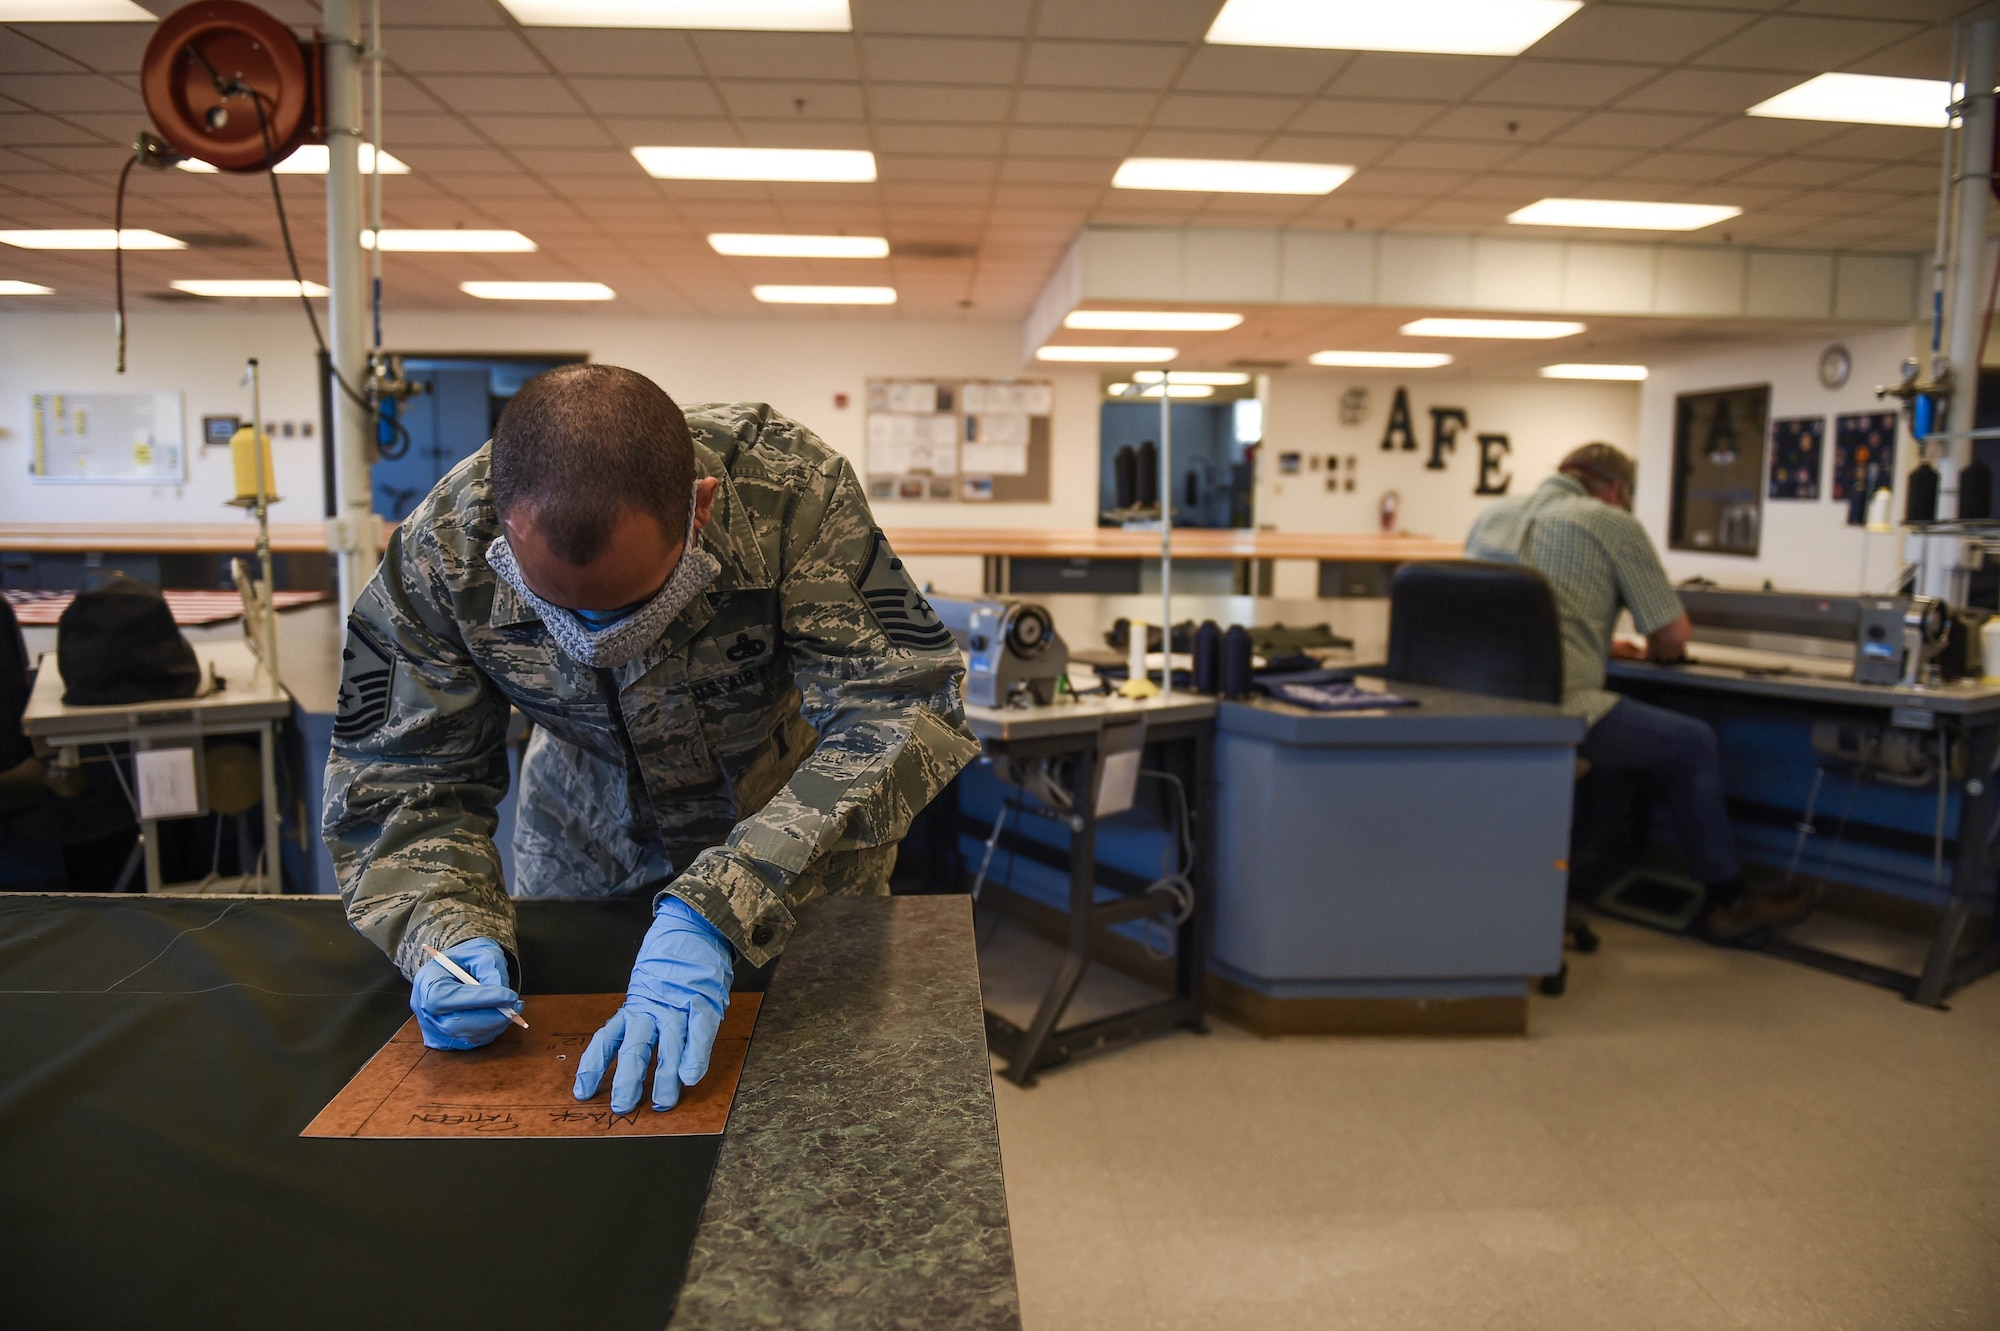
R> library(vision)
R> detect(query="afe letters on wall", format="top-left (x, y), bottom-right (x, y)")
top-left (1371, 387), bottom-right (1512, 495)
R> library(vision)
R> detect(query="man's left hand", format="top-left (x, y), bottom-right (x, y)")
top-left (1610, 637), bottom-right (1648, 660)
top-left (572, 895), bottom-right (733, 1114)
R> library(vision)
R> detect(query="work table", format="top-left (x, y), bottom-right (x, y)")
top-left (0, 892), bottom-right (1019, 1330)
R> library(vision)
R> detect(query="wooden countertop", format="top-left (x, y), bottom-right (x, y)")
top-left (0, 522), bottom-right (1461, 562)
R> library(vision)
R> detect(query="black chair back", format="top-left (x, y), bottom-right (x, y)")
top-left (1386, 561), bottom-right (1563, 704)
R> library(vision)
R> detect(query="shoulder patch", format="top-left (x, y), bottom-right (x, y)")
top-left (855, 529), bottom-right (954, 652)
top-left (333, 616), bottom-right (397, 740)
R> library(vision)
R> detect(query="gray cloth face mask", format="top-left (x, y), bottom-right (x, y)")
top-left (487, 485), bottom-right (721, 670)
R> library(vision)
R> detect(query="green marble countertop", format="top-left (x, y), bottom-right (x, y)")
top-left (673, 894), bottom-right (1021, 1329)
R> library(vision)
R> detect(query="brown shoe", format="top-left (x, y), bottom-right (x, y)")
top-left (1699, 886), bottom-right (1815, 946)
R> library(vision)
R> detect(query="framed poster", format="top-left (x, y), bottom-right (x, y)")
top-left (1669, 385), bottom-right (1768, 557)
top-left (1833, 412), bottom-right (1898, 525)
top-left (1767, 416), bottom-right (1824, 500)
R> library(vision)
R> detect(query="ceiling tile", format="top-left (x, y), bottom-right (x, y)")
top-left (1151, 93), bottom-right (1302, 132)
top-left (1549, 111), bottom-right (1717, 149)
top-left (509, 148), bottom-right (637, 177)
top-left (735, 120), bottom-right (872, 150)
top-left (382, 0), bottom-right (507, 27)
top-left (875, 153), bottom-right (996, 181)
top-left (395, 145), bottom-right (522, 175)
top-left (1174, 44), bottom-right (1344, 96)
top-left (0, 72), bottom-right (139, 113)
top-left (1469, 60), bottom-right (1661, 109)
top-left (1609, 151), bottom-right (1759, 184)
top-left (384, 114), bottom-right (488, 147)
top-left (1003, 125), bottom-right (1130, 157)
top-left (1721, 156), bottom-right (1877, 189)
top-left (0, 27), bottom-right (90, 74)
top-left (471, 116), bottom-right (616, 150)
top-left (1496, 144), bottom-right (1639, 175)
top-left (1012, 88), bottom-right (1155, 126)
top-left (1845, 25), bottom-right (1954, 80)
top-left (852, 0), bottom-right (1034, 37)
top-left (1842, 162), bottom-right (1951, 194)
top-left (598, 116), bottom-right (734, 147)
top-left (1800, 124), bottom-right (1948, 164)
top-left (1338, 168), bottom-right (1466, 197)
top-left (1690, 14), bottom-right (1924, 73)
top-left (719, 81), bottom-right (866, 121)
top-left (1674, 117), bottom-right (1848, 156)
top-left (416, 75), bottom-right (585, 116)
top-left (1421, 105), bottom-right (1579, 143)
top-left (0, 113), bottom-right (103, 146)
top-left (522, 28), bottom-right (703, 78)
top-left (863, 35), bottom-right (1021, 84)
top-left (6, 21), bottom-right (153, 73)
top-left (1324, 53), bottom-right (1504, 102)
top-left (1377, 140), bottom-right (1518, 172)
top-left (874, 123), bottom-right (1006, 154)
top-left (569, 78), bottom-right (724, 119)
top-left (1524, 5), bottom-right (1757, 63)
top-left (1289, 100), bottom-right (1447, 137)
top-left (1130, 129), bottom-right (1269, 158)
top-left (1262, 134), bottom-right (1397, 166)
top-left (1034, 0), bottom-right (1218, 43)
top-left (869, 84), bottom-right (1012, 122)
top-left (1023, 40), bottom-right (1182, 90)
top-left (689, 31), bottom-right (861, 81)
top-left (1613, 68), bottom-right (1802, 114)
top-left (998, 158), bottom-right (1112, 184)
top-left (389, 29), bottom-right (546, 76)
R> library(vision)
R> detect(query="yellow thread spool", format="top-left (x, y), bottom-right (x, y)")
top-left (228, 425), bottom-right (279, 506)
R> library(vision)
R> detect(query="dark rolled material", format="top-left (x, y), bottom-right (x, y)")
top-left (1222, 624), bottom-right (1253, 698)
top-left (1113, 445), bottom-right (1138, 510)
top-left (1958, 457), bottom-right (1993, 519)
top-left (1905, 461), bottom-right (1938, 524)
top-left (1136, 440), bottom-right (1159, 508)
top-left (1193, 620), bottom-right (1221, 693)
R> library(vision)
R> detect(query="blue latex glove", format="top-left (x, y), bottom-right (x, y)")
top-left (573, 896), bottom-right (733, 1114)
top-left (410, 937), bottom-right (521, 1051)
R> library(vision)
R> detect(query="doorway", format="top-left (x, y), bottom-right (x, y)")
top-left (371, 354), bottom-right (584, 523)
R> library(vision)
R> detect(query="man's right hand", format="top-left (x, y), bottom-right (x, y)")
top-left (410, 936), bottom-right (520, 1050)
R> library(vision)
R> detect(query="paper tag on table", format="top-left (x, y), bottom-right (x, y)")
top-left (135, 747), bottom-right (202, 819)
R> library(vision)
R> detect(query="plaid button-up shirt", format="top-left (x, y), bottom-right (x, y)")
top-left (1465, 472), bottom-right (1684, 726)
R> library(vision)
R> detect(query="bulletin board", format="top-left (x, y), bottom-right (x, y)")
top-left (28, 390), bottom-right (186, 484)
top-left (864, 378), bottom-right (1052, 503)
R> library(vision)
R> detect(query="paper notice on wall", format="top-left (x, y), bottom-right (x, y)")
top-left (868, 411), bottom-right (958, 475)
top-left (962, 381), bottom-right (1052, 416)
top-left (878, 381), bottom-right (940, 415)
top-left (962, 411), bottom-right (1030, 475)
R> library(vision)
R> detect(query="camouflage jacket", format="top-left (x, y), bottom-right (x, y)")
top-left (322, 403), bottom-right (978, 976)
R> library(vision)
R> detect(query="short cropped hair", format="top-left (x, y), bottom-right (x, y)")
top-left (1559, 442), bottom-right (1636, 501)
top-left (490, 364), bottom-right (694, 566)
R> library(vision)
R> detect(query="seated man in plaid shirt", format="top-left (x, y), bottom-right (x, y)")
top-left (1467, 443), bottom-right (1812, 944)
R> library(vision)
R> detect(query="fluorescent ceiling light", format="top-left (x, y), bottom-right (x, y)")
top-left (1206, 0), bottom-right (1582, 57)
top-left (1036, 346), bottom-right (1178, 363)
top-left (1748, 73), bottom-right (1951, 129)
top-left (1106, 382), bottom-right (1134, 395)
top-left (1113, 157), bottom-right (1353, 195)
top-left (496, 0), bottom-right (849, 30)
top-left (0, 1), bottom-right (155, 18)
top-left (0, 229), bottom-right (184, 250)
top-left (752, 284), bottom-right (897, 304)
top-left (1134, 370), bottom-right (1251, 385)
top-left (1542, 363), bottom-right (1648, 381)
top-left (0, 280), bottom-right (55, 294)
top-left (362, 229), bottom-right (537, 252)
top-left (1309, 350), bottom-right (1454, 368)
top-left (1065, 310), bottom-right (1244, 332)
top-left (1508, 198), bottom-right (1741, 231)
top-left (461, 281), bottom-right (614, 300)
top-left (172, 279), bottom-right (328, 298)
top-left (178, 144), bottom-right (411, 175)
top-left (1402, 317), bottom-right (1584, 340)
top-left (708, 233), bottom-right (888, 258)
top-left (1140, 384), bottom-right (1216, 398)
top-left (633, 146), bottom-right (876, 183)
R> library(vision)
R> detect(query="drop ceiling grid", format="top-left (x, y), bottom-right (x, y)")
top-left (0, 0), bottom-right (1978, 320)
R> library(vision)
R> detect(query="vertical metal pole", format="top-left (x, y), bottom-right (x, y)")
top-left (1943, 18), bottom-right (1999, 516)
top-left (1158, 371), bottom-right (1173, 699)
top-left (369, 0), bottom-right (384, 350)
top-left (324, 0), bottom-right (378, 608)
top-left (247, 359), bottom-right (279, 690)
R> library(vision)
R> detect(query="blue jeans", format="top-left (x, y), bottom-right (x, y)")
top-left (1580, 696), bottom-right (1742, 886)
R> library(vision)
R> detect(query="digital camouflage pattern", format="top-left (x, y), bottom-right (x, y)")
top-left (323, 402), bottom-right (979, 977)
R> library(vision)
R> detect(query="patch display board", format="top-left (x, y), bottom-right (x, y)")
top-left (28, 390), bottom-right (185, 484)
top-left (865, 377), bottom-right (1051, 503)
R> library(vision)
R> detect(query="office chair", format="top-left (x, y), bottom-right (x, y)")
top-left (1385, 561), bottom-right (1597, 993)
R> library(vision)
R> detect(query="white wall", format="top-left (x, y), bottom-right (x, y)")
top-left (0, 309), bottom-right (1102, 591)
top-left (1634, 324), bottom-right (1923, 593)
top-left (1256, 371), bottom-right (1641, 594)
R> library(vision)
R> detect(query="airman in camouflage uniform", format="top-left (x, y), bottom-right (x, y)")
top-left (323, 400), bottom-right (978, 976)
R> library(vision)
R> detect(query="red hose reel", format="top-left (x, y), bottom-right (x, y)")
top-left (140, 1), bottom-right (322, 173)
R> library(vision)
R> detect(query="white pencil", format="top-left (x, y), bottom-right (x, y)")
top-left (422, 944), bottom-right (530, 1029)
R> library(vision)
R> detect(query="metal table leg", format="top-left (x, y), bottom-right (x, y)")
top-left (992, 741), bottom-right (1097, 1087)
top-left (1914, 716), bottom-right (2000, 1008)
